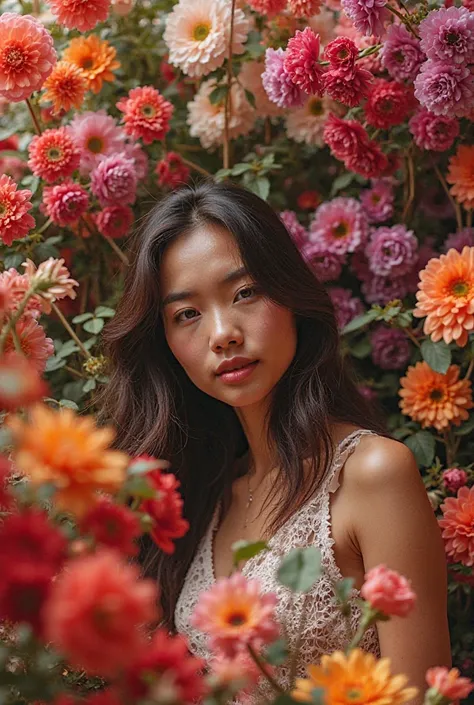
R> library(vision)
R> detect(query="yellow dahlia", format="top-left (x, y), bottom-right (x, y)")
top-left (8, 404), bottom-right (129, 516)
top-left (399, 362), bottom-right (473, 432)
top-left (292, 649), bottom-right (418, 705)
top-left (447, 145), bottom-right (474, 210)
top-left (63, 35), bottom-right (119, 94)
top-left (414, 246), bottom-right (474, 347)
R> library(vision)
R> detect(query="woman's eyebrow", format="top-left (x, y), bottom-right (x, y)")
top-left (161, 266), bottom-right (248, 308)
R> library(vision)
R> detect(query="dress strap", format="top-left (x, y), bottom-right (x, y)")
top-left (326, 429), bottom-right (378, 494)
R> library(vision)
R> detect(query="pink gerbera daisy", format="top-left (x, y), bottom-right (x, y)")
top-left (0, 175), bottom-right (35, 247)
top-left (95, 205), bottom-right (134, 239)
top-left (284, 27), bottom-right (324, 96)
top-left (42, 180), bottom-right (89, 226)
top-left (4, 317), bottom-right (54, 373)
top-left (90, 152), bottom-right (137, 207)
top-left (117, 86), bottom-right (174, 145)
top-left (28, 127), bottom-right (81, 184)
top-left (309, 197), bottom-right (369, 255)
top-left (45, 0), bottom-right (111, 32)
top-left (67, 110), bottom-right (126, 175)
top-left (0, 13), bottom-right (56, 102)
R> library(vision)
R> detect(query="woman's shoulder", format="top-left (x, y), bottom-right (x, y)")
top-left (342, 430), bottom-right (418, 489)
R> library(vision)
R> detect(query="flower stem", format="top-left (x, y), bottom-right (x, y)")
top-left (464, 357), bottom-right (474, 381)
top-left (25, 98), bottom-right (42, 136)
top-left (402, 150), bottom-right (415, 223)
top-left (103, 236), bottom-right (129, 265)
top-left (431, 159), bottom-right (463, 232)
top-left (179, 155), bottom-right (212, 178)
top-left (246, 644), bottom-right (285, 694)
top-left (223, 0), bottom-right (236, 170)
top-left (51, 301), bottom-right (91, 359)
top-left (403, 327), bottom-right (422, 349)
top-left (386, 4), bottom-right (420, 38)
top-left (466, 209), bottom-right (472, 228)
top-left (0, 286), bottom-right (36, 355)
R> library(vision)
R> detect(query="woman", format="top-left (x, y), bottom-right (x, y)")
top-left (100, 180), bottom-right (450, 701)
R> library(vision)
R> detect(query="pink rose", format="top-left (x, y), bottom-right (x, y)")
top-left (426, 666), bottom-right (474, 701)
top-left (360, 564), bottom-right (416, 617)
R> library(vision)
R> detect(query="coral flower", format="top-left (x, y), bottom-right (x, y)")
top-left (95, 204), bottom-right (134, 239)
top-left (447, 145), bottom-right (474, 210)
top-left (117, 86), bottom-right (174, 144)
top-left (8, 404), bottom-right (129, 516)
top-left (361, 565), bottom-right (416, 617)
top-left (288, 0), bottom-right (322, 17)
top-left (46, 0), bottom-right (111, 31)
top-left (0, 174), bottom-right (35, 246)
top-left (399, 362), bottom-right (473, 432)
top-left (0, 353), bottom-right (48, 411)
top-left (41, 61), bottom-right (87, 115)
top-left (191, 572), bottom-right (279, 658)
top-left (414, 246), bottom-right (474, 347)
top-left (44, 548), bottom-right (158, 676)
top-left (156, 152), bottom-right (190, 189)
top-left (63, 35), bottom-right (120, 94)
top-left (439, 486), bottom-right (474, 567)
top-left (0, 13), bottom-right (57, 102)
top-left (426, 666), bottom-right (474, 701)
top-left (42, 180), bottom-right (89, 226)
top-left (248, 0), bottom-right (286, 13)
top-left (292, 649), bottom-right (418, 705)
top-left (80, 498), bottom-right (141, 556)
top-left (28, 127), bottom-right (81, 183)
top-left (3, 317), bottom-right (54, 373)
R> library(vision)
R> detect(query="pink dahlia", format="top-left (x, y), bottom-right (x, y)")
top-left (90, 152), bottom-right (137, 207)
top-left (364, 79), bottom-right (412, 129)
top-left (284, 27), bottom-right (323, 96)
top-left (247, 0), bottom-right (286, 13)
top-left (117, 86), bottom-right (173, 145)
top-left (443, 227), bottom-right (474, 253)
top-left (419, 7), bottom-right (474, 64)
top-left (324, 36), bottom-right (358, 72)
top-left (156, 152), bottom-right (190, 189)
top-left (360, 179), bottom-right (394, 223)
top-left (262, 48), bottom-right (305, 108)
top-left (0, 13), bottom-right (56, 102)
top-left (4, 317), bottom-right (54, 373)
top-left (124, 141), bottom-right (149, 181)
top-left (42, 181), bottom-right (89, 226)
top-left (370, 325), bottom-right (411, 370)
top-left (309, 197), bottom-right (369, 255)
top-left (322, 65), bottom-right (373, 107)
top-left (362, 271), bottom-right (416, 305)
top-left (28, 127), bottom-right (81, 184)
top-left (45, 0), bottom-right (111, 31)
top-left (287, 0), bottom-right (323, 17)
top-left (328, 287), bottom-right (365, 329)
top-left (302, 244), bottom-right (345, 282)
top-left (439, 486), bottom-right (474, 567)
top-left (409, 108), bottom-right (459, 152)
top-left (345, 139), bottom-right (388, 179)
top-left (365, 224), bottom-right (418, 277)
top-left (0, 175), bottom-right (35, 246)
top-left (381, 24), bottom-right (425, 82)
top-left (95, 205), bottom-right (134, 239)
top-left (279, 210), bottom-right (308, 247)
top-left (323, 112), bottom-right (369, 160)
top-left (341, 0), bottom-right (389, 37)
top-left (68, 110), bottom-right (126, 175)
top-left (442, 468), bottom-right (468, 493)
top-left (414, 59), bottom-right (474, 118)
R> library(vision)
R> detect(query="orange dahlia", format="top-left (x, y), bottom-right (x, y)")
top-left (292, 649), bottom-right (418, 705)
top-left (399, 362), bottom-right (473, 432)
top-left (413, 246), bottom-right (474, 347)
top-left (63, 35), bottom-right (120, 95)
top-left (447, 145), bottom-right (474, 210)
top-left (439, 486), bottom-right (474, 567)
top-left (8, 404), bottom-right (129, 516)
top-left (41, 61), bottom-right (87, 115)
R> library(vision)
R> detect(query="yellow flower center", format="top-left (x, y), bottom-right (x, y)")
top-left (87, 136), bottom-right (104, 154)
top-left (430, 388), bottom-right (444, 401)
top-left (333, 222), bottom-right (348, 238)
top-left (193, 23), bottom-right (211, 42)
top-left (47, 146), bottom-right (63, 162)
top-left (309, 98), bottom-right (324, 116)
top-left (141, 104), bottom-right (156, 118)
top-left (4, 43), bottom-right (26, 71)
top-left (451, 279), bottom-right (470, 297)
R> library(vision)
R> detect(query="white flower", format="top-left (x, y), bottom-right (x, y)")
top-left (239, 60), bottom-right (285, 119)
top-left (285, 95), bottom-right (334, 146)
top-left (22, 258), bottom-right (78, 312)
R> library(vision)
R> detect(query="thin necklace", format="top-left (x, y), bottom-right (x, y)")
top-left (244, 465), bottom-right (273, 529)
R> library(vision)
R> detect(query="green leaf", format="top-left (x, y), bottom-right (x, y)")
top-left (58, 399), bottom-right (79, 410)
top-left (244, 88), bottom-right (256, 109)
top-left (94, 305), bottom-right (115, 318)
top-left (454, 414), bottom-right (474, 436)
top-left (264, 638), bottom-right (289, 666)
top-left (330, 172), bottom-right (355, 196)
top-left (83, 317), bottom-right (104, 334)
top-left (231, 162), bottom-right (254, 176)
top-left (215, 168), bottom-right (232, 181)
top-left (333, 577), bottom-right (355, 603)
top-left (248, 176), bottom-right (270, 201)
top-left (56, 339), bottom-right (80, 358)
top-left (404, 431), bottom-right (436, 467)
top-left (72, 312), bottom-right (94, 324)
top-left (83, 378), bottom-right (97, 393)
top-left (3, 253), bottom-right (24, 270)
top-left (310, 687), bottom-right (326, 705)
top-left (126, 475), bottom-right (156, 499)
top-left (421, 339), bottom-right (451, 374)
top-left (342, 309), bottom-right (379, 334)
top-left (209, 85), bottom-right (228, 105)
top-left (349, 337), bottom-right (371, 359)
top-left (277, 546), bottom-right (322, 593)
top-left (44, 356), bottom-right (66, 372)
top-left (232, 539), bottom-right (269, 564)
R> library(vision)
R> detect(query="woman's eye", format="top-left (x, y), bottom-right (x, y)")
top-left (175, 309), bottom-right (199, 323)
top-left (236, 286), bottom-right (258, 301)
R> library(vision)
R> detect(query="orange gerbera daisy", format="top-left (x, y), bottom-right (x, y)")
top-left (399, 362), bottom-right (473, 432)
top-left (447, 145), bottom-right (474, 210)
top-left (63, 35), bottom-right (120, 95)
top-left (413, 246), bottom-right (474, 347)
top-left (292, 649), bottom-right (418, 705)
top-left (8, 404), bottom-right (129, 516)
top-left (41, 61), bottom-right (87, 115)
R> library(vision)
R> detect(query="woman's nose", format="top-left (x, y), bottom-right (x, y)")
top-left (209, 313), bottom-right (244, 352)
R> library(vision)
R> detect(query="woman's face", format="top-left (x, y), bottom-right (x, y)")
top-left (160, 223), bottom-right (297, 409)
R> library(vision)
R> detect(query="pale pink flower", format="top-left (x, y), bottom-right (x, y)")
top-left (209, 652), bottom-right (263, 695)
top-left (68, 110), bottom-right (126, 176)
top-left (0, 174), bottom-right (35, 246)
top-left (111, 0), bottom-right (133, 15)
top-left (361, 564), bottom-right (416, 617)
top-left (22, 258), bottom-right (79, 312)
top-left (0, 13), bottom-right (56, 102)
top-left (90, 152), bottom-right (138, 207)
top-left (238, 60), bottom-right (284, 118)
top-left (309, 197), bottom-right (369, 255)
top-left (279, 210), bottom-right (308, 247)
top-left (42, 181), bottom-right (89, 226)
top-left (164, 0), bottom-right (250, 78)
top-left (45, 0), bottom-right (111, 31)
top-left (365, 224), bottom-right (418, 277)
top-left (262, 48), bottom-right (305, 108)
top-left (124, 141), bottom-right (149, 181)
top-left (360, 179), bottom-right (394, 223)
top-left (4, 317), bottom-right (54, 373)
top-left (442, 468), bottom-right (468, 494)
top-left (285, 95), bottom-right (333, 145)
top-left (426, 667), bottom-right (474, 701)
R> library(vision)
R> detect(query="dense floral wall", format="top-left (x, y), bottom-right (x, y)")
top-left (0, 0), bottom-right (474, 698)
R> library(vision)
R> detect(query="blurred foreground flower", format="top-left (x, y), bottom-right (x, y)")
top-left (46, 0), bottom-right (111, 32)
top-left (447, 145), bottom-right (474, 210)
top-left (425, 666), bottom-right (474, 703)
top-left (361, 564), bottom-right (416, 618)
top-left (0, 353), bottom-right (48, 411)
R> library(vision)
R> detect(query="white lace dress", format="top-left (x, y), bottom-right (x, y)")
top-left (175, 429), bottom-right (381, 701)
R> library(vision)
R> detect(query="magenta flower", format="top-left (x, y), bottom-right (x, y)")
top-left (310, 197), bottom-right (369, 256)
top-left (345, 140), bottom-right (388, 179)
top-left (381, 24), bottom-right (425, 82)
top-left (95, 205), bottom-right (134, 239)
top-left (365, 224), bottom-right (418, 277)
top-left (90, 152), bottom-right (137, 207)
top-left (323, 37), bottom-right (358, 73)
top-left (414, 59), bottom-right (474, 117)
top-left (442, 468), bottom-right (468, 493)
top-left (361, 271), bottom-right (417, 305)
top-left (370, 325), bottom-right (411, 370)
top-left (323, 113), bottom-right (370, 160)
top-left (419, 7), bottom-right (474, 64)
top-left (360, 180), bottom-right (394, 223)
top-left (284, 28), bottom-right (323, 96)
top-left (443, 227), bottom-right (474, 253)
top-left (340, 0), bottom-right (389, 37)
top-left (262, 48), bottom-right (305, 108)
top-left (42, 181), bottom-right (89, 226)
top-left (302, 244), bottom-right (345, 282)
top-left (328, 287), bottom-right (365, 330)
top-left (322, 65), bottom-right (373, 107)
top-left (409, 108), bottom-right (459, 152)
top-left (279, 210), bottom-right (308, 248)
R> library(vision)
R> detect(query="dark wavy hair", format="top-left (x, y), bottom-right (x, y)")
top-left (98, 180), bottom-right (387, 630)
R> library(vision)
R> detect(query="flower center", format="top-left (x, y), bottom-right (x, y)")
top-left (446, 30), bottom-right (460, 45)
top-left (141, 104), bottom-right (156, 118)
top-left (332, 222), bottom-right (348, 238)
top-left (81, 57), bottom-right (94, 70)
top-left (430, 388), bottom-right (444, 401)
top-left (346, 688), bottom-right (362, 701)
top-left (0, 202), bottom-right (6, 217)
top-left (87, 136), bottom-right (104, 153)
top-left (309, 98), bottom-right (324, 116)
top-left (338, 48), bottom-right (349, 59)
top-left (227, 611), bottom-right (248, 627)
top-left (193, 23), bottom-right (211, 41)
top-left (394, 49), bottom-right (405, 64)
top-left (371, 193), bottom-right (381, 203)
top-left (4, 43), bottom-right (26, 71)
top-left (47, 146), bottom-right (63, 162)
top-left (451, 279), bottom-right (469, 297)
top-left (381, 98), bottom-right (393, 113)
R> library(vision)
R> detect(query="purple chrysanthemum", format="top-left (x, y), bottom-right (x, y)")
top-left (419, 7), bottom-right (474, 64)
top-left (409, 108), bottom-right (459, 151)
top-left (360, 179), bottom-right (394, 223)
top-left (341, 0), bottom-right (389, 37)
top-left (365, 224), bottom-right (418, 277)
top-left (381, 24), bottom-right (425, 82)
top-left (302, 243), bottom-right (345, 282)
top-left (414, 59), bottom-right (474, 117)
top-left (443, 227), bottom-right (474, 253)
top-left (370, 325), bottom-right (411, 370)
top-left (90, 152), bottom-right (137, 207)
top-left (279, 210), bottom-right (308, 248)
top-left (309, 197), bottom-right (369, 256)
top-left (262, 48), bottom-right (305, 108)
top-left (328, 287), bottom-right (365, 330)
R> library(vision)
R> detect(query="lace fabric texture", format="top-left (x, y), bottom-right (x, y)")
top-left (175, 430), bottom-right (381, 702)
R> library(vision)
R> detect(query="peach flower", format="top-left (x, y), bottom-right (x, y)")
top-left (22, 257), bottom-right (79, 313)
top-left (3, 317), bottom-right (54, 373)
top-left (426, 666), bottom-right (474, 701)
top-left (439, 486), bottom-right (474, 567)
top-left (360, 564), bottom-right (416, 617)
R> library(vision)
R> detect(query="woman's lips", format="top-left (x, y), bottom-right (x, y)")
top-left (217, 360), bottom-right (259, 384)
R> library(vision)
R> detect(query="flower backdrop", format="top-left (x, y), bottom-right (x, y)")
top-left (0, 0), bottom-right (474, 701)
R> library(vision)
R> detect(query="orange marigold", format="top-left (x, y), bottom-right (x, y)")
top-left (292, 649), bottom-right (418, 705)
top-left (8, 404), bottom-right (129, 516)
top-left (447, 144), bottom-right (474, 210)
top-left (41, 61), bottom-right (87, 114)
top-left (413, 246), bottom-right (474, 347)
top-left (63, 35), bottom-right (120, 95)
top-left (438, 486), bottom-right (474, 567)
top-left (399, 362), bottom-right (473, 432)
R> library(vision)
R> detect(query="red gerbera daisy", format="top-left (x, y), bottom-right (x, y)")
top-left (28, 127), bottom-right (81, 183)
top-left (117, 86), bottom-right (174, 145)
